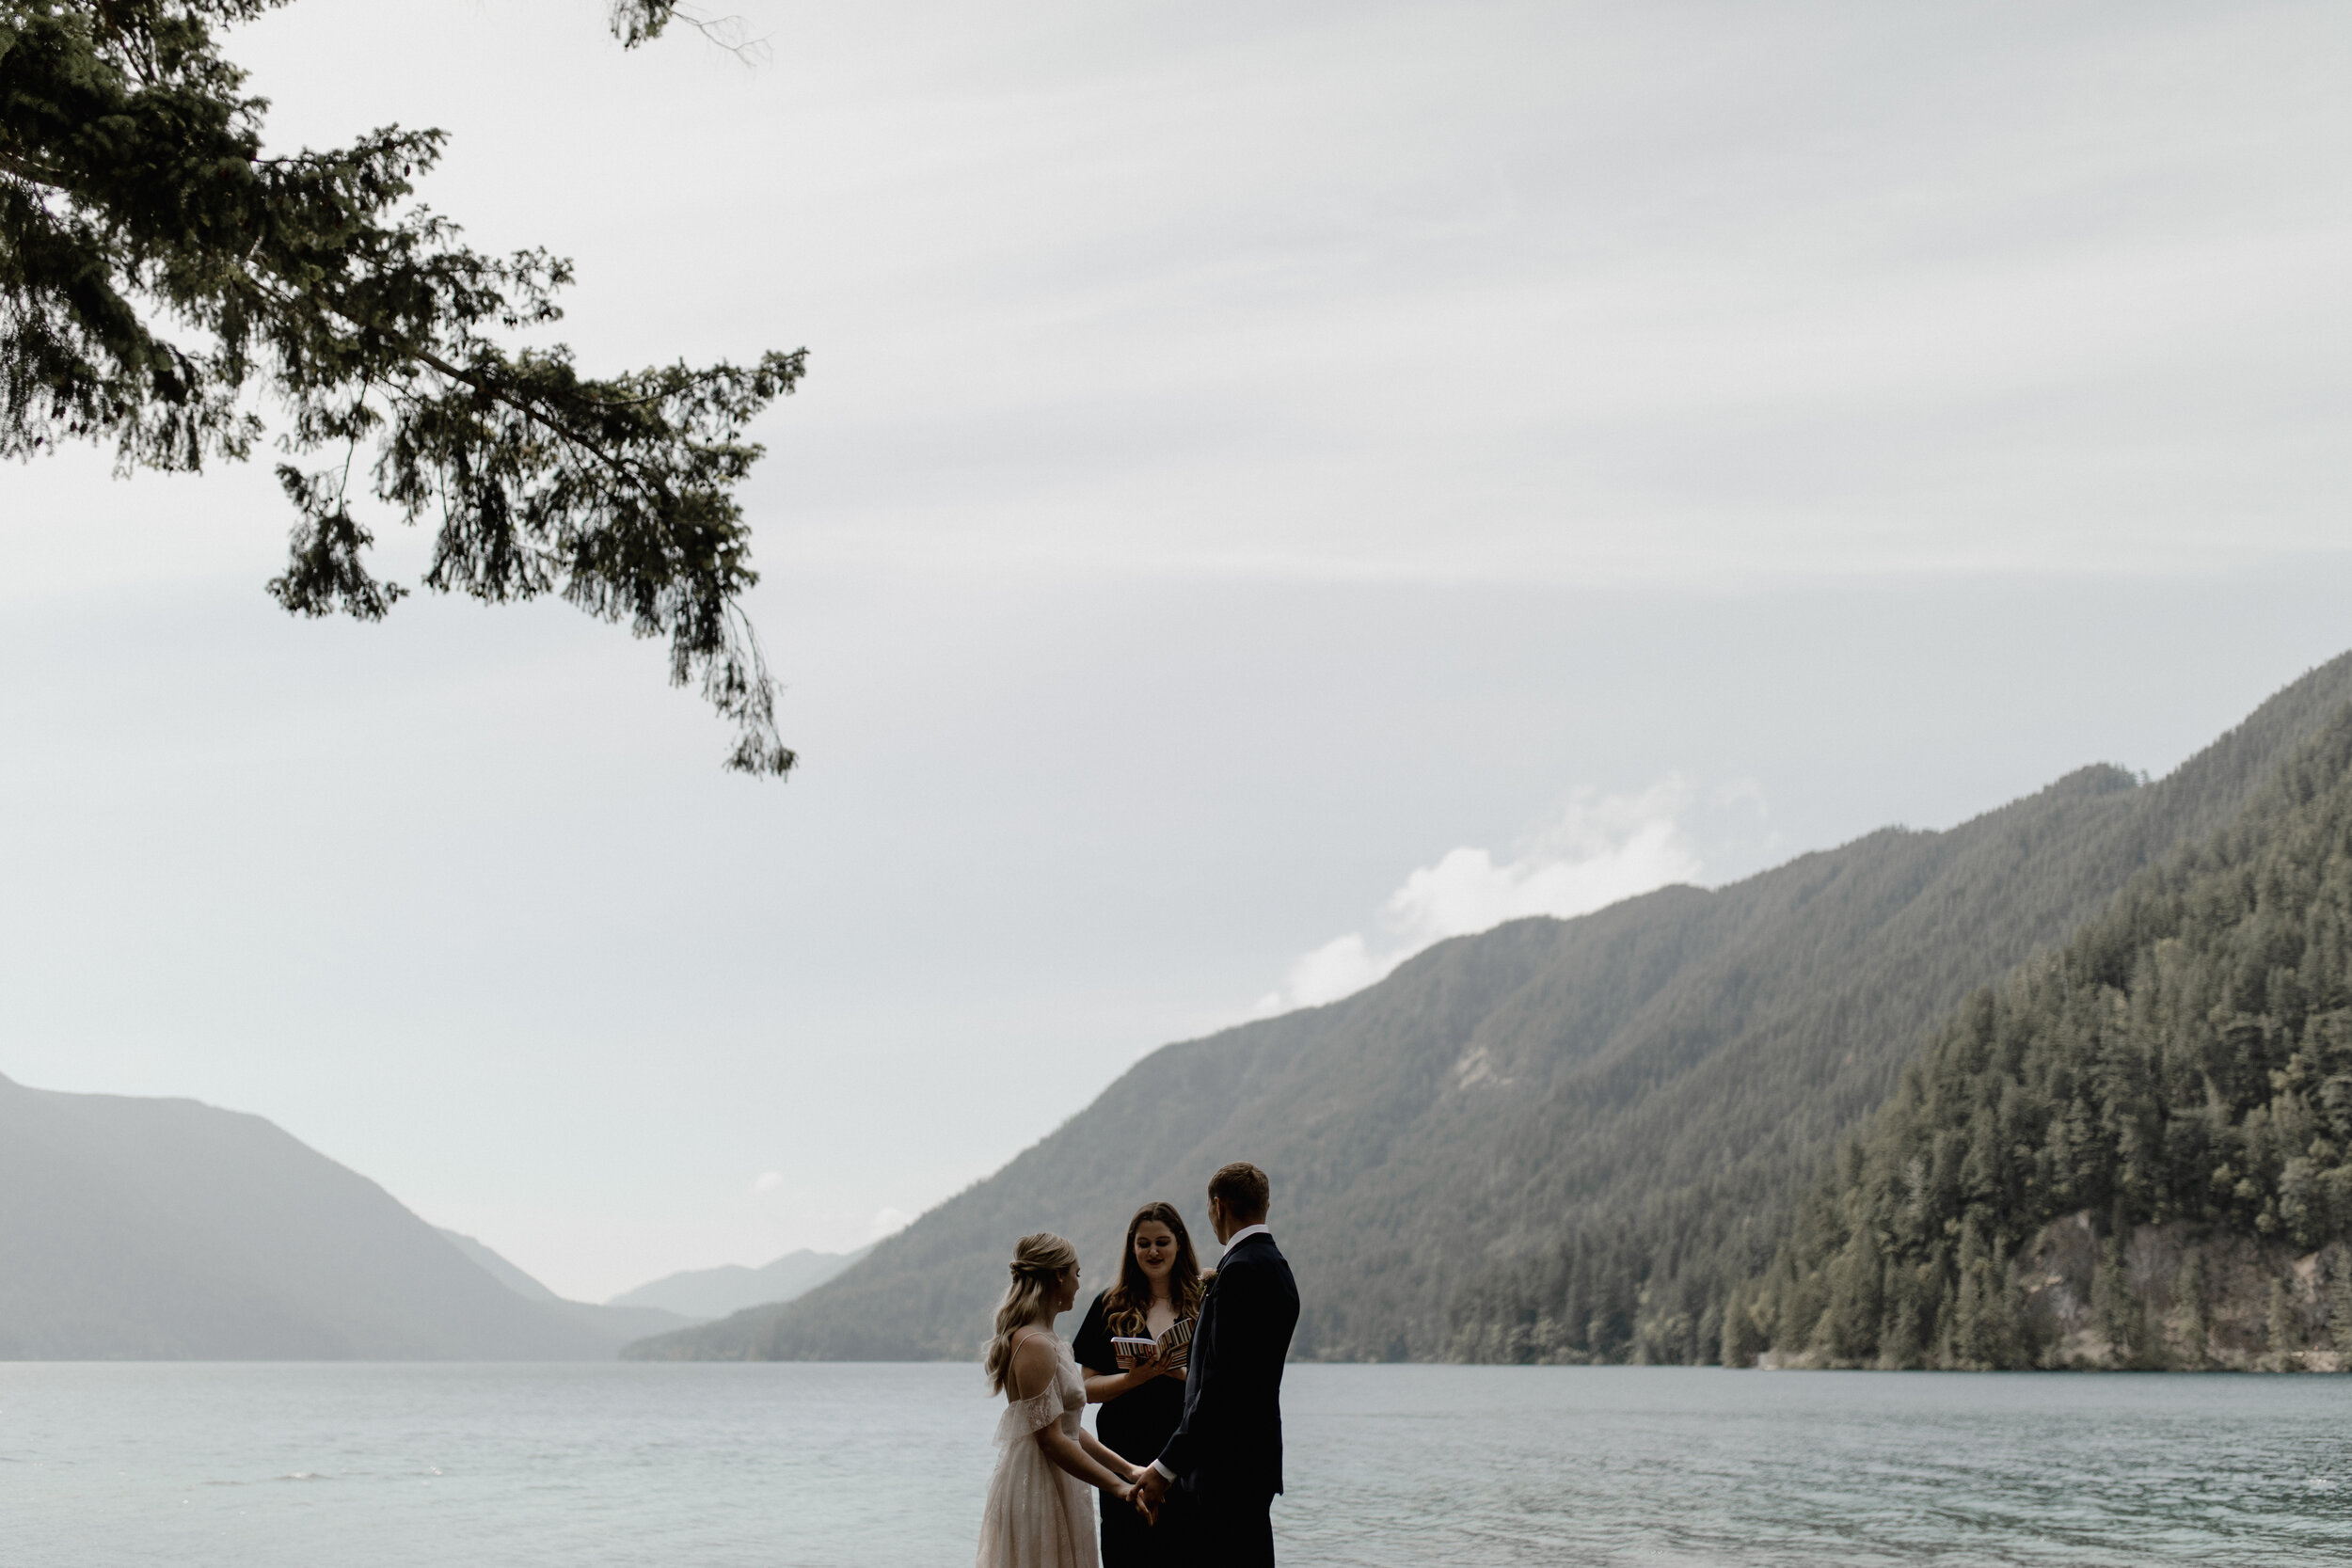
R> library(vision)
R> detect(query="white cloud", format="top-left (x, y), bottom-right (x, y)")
top-left (1256, 779), bottom-right (1704, 1014)
top-left (747, 1174), bottom-right (915, 1254)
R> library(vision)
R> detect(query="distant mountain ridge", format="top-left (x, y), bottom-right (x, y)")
top-left (0, 1076), bottom-right (625, 1358)
top-left (627, 654), bottom-right (2352, 1365)
top-left (607, 1246), bottom-right (870, 1320)
top-left (438, 1227), bottom-right (565, 1301)
top-left (437, 1228), bottom-right (699, 1346)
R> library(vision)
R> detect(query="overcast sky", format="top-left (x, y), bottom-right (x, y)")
top-left (6, 0), bottom-right (2352, 1300)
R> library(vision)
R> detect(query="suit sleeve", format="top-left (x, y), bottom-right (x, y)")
top-left (1153, 1259), bottom-right (1272, 1480)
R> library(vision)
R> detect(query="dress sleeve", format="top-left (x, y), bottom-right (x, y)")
top-left (993, 1388), bottom-right (1065, 1447)
top-left (1072, 1291), bottom-right (1115, 1377)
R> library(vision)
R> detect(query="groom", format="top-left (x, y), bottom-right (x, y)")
top-left (1135, 1161), bottom-right (1299, 1566)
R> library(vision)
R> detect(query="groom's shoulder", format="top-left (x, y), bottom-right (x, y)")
top-left (1221, 1236), bottom-right (1298, 1322)
top-left (1227, 1231), bottom-right (1293, 1275)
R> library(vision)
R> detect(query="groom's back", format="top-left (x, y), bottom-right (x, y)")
top-left (1198, 1231), bottom-right (1300, 1494)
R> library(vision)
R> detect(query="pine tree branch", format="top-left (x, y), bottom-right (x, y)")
top-left (2, 0), bottom-right (806, 773)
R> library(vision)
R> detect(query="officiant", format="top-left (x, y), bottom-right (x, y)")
top-left (1073, 1201), bottom-right (1206, 1568)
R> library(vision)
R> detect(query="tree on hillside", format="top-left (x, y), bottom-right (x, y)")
top-left (1752, 702), bottom-right (2352, 1369)
top-left (1, 1), bottom-right (802, 772)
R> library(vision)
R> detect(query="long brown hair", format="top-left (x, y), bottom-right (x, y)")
top-left (1101, 1201), bottom-right (1205, 1338)
top-left (984, 1231), bottom-right (1078, 1394)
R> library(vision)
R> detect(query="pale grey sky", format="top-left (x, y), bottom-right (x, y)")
top-left (4, 1), bottom-right (2350, 1299)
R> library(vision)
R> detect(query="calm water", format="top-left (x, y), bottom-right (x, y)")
top-left (3, 1363), bottom-right (2348, 1566)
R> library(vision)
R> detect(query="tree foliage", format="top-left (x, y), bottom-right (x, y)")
top-left (1438, 660), bottom-right (2352, 1370)
top-left (1, 0), bottom-right (802, 771)
top-left (1753, 700), bottom-right (2352, 1368)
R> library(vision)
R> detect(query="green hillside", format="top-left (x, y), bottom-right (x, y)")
top-left (630, 655), bottom-right (2352, 1365)
top-left (1744, 698), bottom-right (2352, 1370)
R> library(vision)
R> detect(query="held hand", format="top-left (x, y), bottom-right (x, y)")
top-left (1134, 1465), bottom-right (1170, 1521)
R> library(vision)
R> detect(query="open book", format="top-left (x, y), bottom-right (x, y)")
top-left (1112, 1315), bottom-right (1194, 1370)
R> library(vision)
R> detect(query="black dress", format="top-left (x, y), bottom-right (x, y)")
top-left (1072, 1291), bottom-right (1191, 1568)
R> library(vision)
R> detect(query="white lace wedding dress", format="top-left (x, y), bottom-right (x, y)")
top-left (976, 1333), bottom-right (1099, 1568)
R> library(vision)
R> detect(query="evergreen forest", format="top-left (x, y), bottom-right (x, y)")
top-left (1742, 702), bottom-right (2352, 1370)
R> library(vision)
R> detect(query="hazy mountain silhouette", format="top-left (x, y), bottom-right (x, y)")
top-left (628, 654), bottom-right (2352, 1364)
top-left (437, 1227), bottom-right (698, 1346)
top-left (0, 1079), bottom-right (615, 1358)
top-left (607, 1245), bottom-right (871, 1321)
top-left (438, 1227), bottom-right (565, 1301)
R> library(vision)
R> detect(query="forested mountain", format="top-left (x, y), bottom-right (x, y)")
top-left (0, 1077), bottom-right (625, 1358)
top-left (629, 655), bottom-right (2352, 1365)
top-left (1745, 700), bottom-right (2352, 1370)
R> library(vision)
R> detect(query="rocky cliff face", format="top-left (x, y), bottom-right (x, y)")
top-left (2018, 1211), bottom-right (2348, 1372)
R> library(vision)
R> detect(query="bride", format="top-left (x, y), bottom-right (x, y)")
top-left (977, 1233), bottom-right (1147, 1568)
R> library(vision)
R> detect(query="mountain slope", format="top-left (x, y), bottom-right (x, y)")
top-left (0, 1079), bottom-right (611, 1359)
top-left (1747, 699), bottom-right (2352, 1370)
top-left (438, 1227), bottom-right (700, 1346)
top-left (607, 1245), bottom-right (870, 1320)
top-left (631, 654), bottom-right (2352, 1364)
top-left (440, 1227), bottom-right (565, 1300)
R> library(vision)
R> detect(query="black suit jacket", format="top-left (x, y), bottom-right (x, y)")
top-left (1154, 1229), bottom-right (1299, 1497)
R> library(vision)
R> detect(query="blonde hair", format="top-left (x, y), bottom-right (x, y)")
top-left (984, 1231), bottom-right (1078, 1394)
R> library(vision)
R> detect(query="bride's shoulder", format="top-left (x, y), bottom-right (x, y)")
top-left (1003, 1328), bottom-right (1065, 1395)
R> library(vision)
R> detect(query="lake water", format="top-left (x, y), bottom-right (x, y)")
top-left (4, 1362), bottom-right (2348, 1566)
